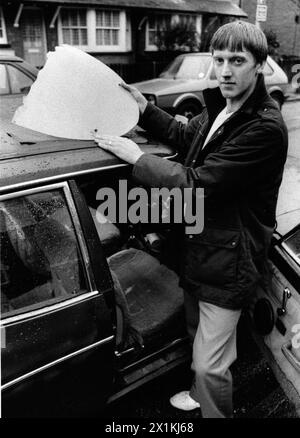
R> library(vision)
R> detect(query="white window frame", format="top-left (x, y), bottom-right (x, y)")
top-left (58, 7), bottom-right (129, 52)
top-left (0, 7), bottom-right (8, 44)
top-left (145, 13), bottom-right (202, 52)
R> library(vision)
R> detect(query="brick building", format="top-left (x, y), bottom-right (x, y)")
top-left (0, 1), bottom-right (246, 80)
top-left (233, 0), bottom-right (300, 57)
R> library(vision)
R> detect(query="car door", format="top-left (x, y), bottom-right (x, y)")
top-left (1, 181), bottom-right (115, 417)
top-left (249, 226), bottom-right (300, 413)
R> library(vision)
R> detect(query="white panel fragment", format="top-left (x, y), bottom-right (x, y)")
top-left (13, 45), bottom-right (139, 139)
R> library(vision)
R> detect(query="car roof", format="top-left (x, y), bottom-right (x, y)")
top-left (0, 55), bottom-right (25, 62)
top-left (0, 120), bottom-right (174, 194)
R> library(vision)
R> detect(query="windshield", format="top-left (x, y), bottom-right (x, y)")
top-left (159, 55), bottom-right (211, 80)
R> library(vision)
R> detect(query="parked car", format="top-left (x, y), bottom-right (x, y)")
top-left (132, 53), bottom-right (289, 119)
top-left (0, 55), bottom-right (39, 122)
top-left (0, 116), bottom-right (299, 417)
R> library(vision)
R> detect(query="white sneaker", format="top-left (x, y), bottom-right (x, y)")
top-left (169, 391), bottom-right (200, 411)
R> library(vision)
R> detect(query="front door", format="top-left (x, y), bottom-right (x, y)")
top-left (21, 8), bottom-right (46, 68)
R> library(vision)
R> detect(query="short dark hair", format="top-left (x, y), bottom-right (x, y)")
top-left (210, 21), bottom-right (268, 64)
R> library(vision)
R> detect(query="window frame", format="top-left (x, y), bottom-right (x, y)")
top-left (0, 7), bottom-right (8, 45)
top-left (282, 227), bottom-right (300, 268)
top-left (145, 13), bottom-right (202, 52)
top-left (0, 181), bottom-right (98, 324)
top-left (58, 7), bottom-right (129, 52)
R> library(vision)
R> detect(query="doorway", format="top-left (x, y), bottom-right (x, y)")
top-left (21, 8), bottom-right (47, 68)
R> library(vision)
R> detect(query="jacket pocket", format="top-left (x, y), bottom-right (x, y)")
top-left (182, 228), bottom-right (240, 289)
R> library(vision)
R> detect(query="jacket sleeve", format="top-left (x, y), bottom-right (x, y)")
top-left (132, 123), bottom-right (287, 197)
top-left (139, 102), bottom-right (201, 156)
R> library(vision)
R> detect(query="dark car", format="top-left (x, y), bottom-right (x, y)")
top-left (0, 55), bottom-right (39, 123)
top-left (132, 53), bottom-right (289, 119)
top-left (0, 118), bottom-right (299, 418)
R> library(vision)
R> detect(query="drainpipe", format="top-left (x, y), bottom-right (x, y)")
top-left (13, 3), bottom-right (24, 28)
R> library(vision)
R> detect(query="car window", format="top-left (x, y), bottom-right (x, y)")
top-left (176, 56), bottom-right (211, 79)
top-left (159, 55), bottom-right (211, 80)
top-left (0, 189), bottom-right (90, 318)
top-left (263, 62), bottom-right (274, 76)
top-left (283, 228), bottom-right (300, 265)
top-left (0, 64), bottom-right (9, 95)
top-left (7, 65), bottom-right (34, 94)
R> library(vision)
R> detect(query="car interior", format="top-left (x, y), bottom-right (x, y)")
top-left (77, 167), bottom-right (188, 367)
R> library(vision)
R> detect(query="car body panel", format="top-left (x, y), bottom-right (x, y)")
top-left (133, 53), bottom-right (288, 114)
top-left (0, 121), bottom-right (175, 194)
top-left (0, 57), bottom-right (39, 122)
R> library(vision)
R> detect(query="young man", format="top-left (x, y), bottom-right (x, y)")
top-left (94, 21), bottom-right (288, 418)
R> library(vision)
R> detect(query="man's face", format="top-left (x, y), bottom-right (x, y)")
top-left (212, 49), bottom-right (262, 103)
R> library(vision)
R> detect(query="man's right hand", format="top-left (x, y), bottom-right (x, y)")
top-left (119, 82), bottom-right (148, 115)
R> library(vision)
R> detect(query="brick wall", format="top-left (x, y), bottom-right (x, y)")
top-left (233, 0), bottom-right (300, 57)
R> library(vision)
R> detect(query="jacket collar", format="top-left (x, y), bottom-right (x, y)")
top-left (203, 73), bottom-right (269, 123)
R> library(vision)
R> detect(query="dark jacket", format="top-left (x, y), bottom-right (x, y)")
top-left (132, 74), bottom-right (288, 309)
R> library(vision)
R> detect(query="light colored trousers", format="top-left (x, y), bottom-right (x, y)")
top-left (184, 291), bottom-right (241, 418)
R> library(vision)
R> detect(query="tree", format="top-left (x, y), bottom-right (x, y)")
top-left (263, 29), bottom-right (280, 60)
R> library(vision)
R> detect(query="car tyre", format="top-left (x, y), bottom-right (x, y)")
top-left (270, 91), bottom-right (283, 110)
top-left (175, 101), bottom-right (202, 120)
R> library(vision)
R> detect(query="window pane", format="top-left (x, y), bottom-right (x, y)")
top-left (0, 190), bottom-right (90, 317)
top-left (96, 29), bottom-right (104, 45)
top-left (149, 30), bottom-right (156, 46)
top-left (176, 56), bottom-right (211, 79)
top-left (263, 62), bottom-right (274, 76)
top-left (284, 229), bottom-right (300, 263)
top-left (104, 12), bottom-right (111, 27)
top-left (96, 11), bottom-right (104, 27)
top-left (112, 11), bottom-right (119, 27)
top-left (72, 28), bottom-right (79, 45)
top-left (0, 64), bottom-right (9, 95)
top-left (79, 10), bottom-right (86, 26)
top-left (7, 65), bottom-right (34, 94)
top-left (61, 11), bottom-right (70, 26)
top-left (80, 29), bottom-right (88, 45)
top-left (70, 12), bottom-right (78, 26)
top-left (104, 29), bottom-right (110, 45)
top-left (112, 29), bottom-right (118, 45)
top-left (62, 28), bottom-right (71, 44)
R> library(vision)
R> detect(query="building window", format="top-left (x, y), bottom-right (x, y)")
top-left (146, 15), bottom-right (171, 50)
top-left (61, 9), bottom-right (88, 46)
top-left (0, 7), bottom-right (8, 44)
top-left (146, 13), bottom-right (202, 51)
top-left (96, 10), bottom-right (120, 46)
top-left (58, 8), bottom-right (129, 52)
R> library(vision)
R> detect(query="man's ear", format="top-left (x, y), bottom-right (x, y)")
top-left (256, 60), bottom-right (266, 74)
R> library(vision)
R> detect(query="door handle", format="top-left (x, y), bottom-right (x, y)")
top-left (277, 287), bottom-right (292, 317)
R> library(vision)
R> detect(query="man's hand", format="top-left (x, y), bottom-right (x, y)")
top-left (119, 82), bottom-right (148, 115)
top-left (94, 134), bottom-right (144, 164)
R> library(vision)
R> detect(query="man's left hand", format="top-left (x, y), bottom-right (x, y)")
top-left (94, 134), bottom-right (144, 164)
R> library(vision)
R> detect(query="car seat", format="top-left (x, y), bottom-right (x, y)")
top-left (89, 206), bottom-right (121, 256)
top-left (108, 248), bottom-right (185, 350)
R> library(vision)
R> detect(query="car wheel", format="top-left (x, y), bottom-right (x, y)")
top-left (270, 92), bottom-right (283, 110)
top-left (175, 101), bottom-right (202, 120)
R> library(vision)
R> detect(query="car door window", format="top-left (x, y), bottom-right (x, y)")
top-left (263, 62), bottom-right (274, 76)
top-left (0, 64), bottom-right (9, 94)
top-left (7, 64), bottom-right (34, 94)
top-left (176, 56), bottom-right (211, 79)
top-left (283, 228), bottom-right (300, 265)
top-left (0, 189), bottom-right (90, 317)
